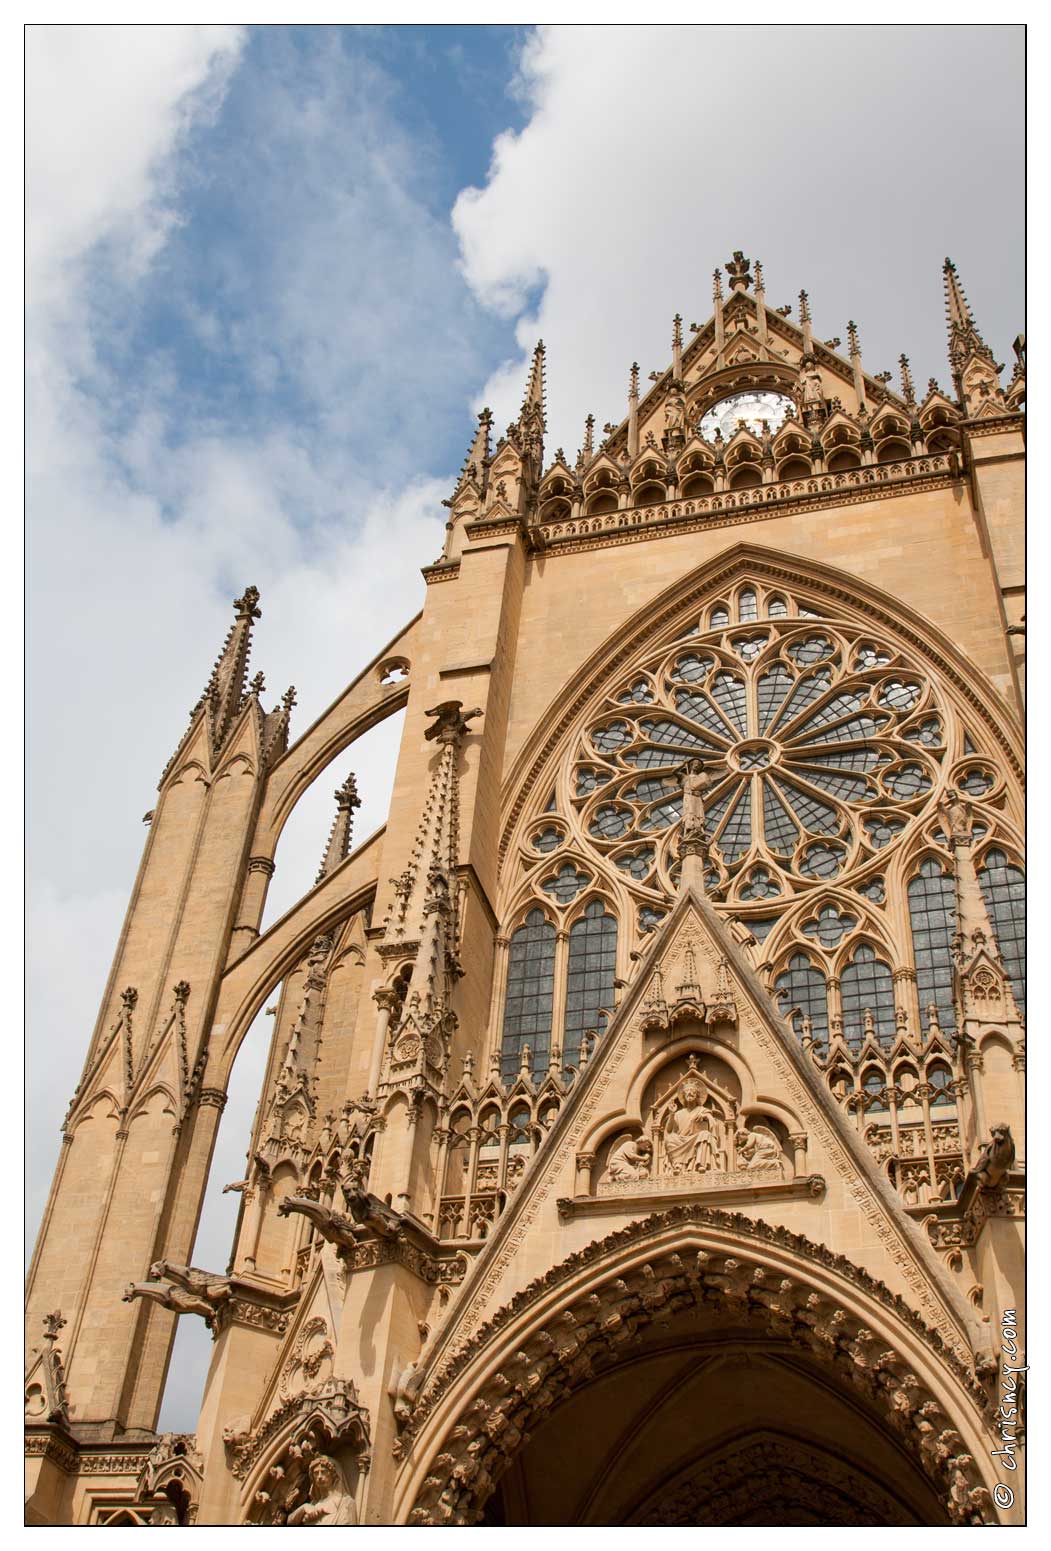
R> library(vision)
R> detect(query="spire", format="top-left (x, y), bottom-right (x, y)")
top-left (580, 412), bottom-right (595, 466)
top-left (846, 320), bottom-right (866, 409)
top-left (316, 774), bottom-right (362, 884)
top-left (899, 353), bottom-right (916, 405)
top-left (672, 313), bottom-right (683, 381)
top-left (753, 260), bottom-right (769, 345)
top-left (453, 407), bottom-right (492, 498)
top-left (520, 340), bottom-right (546, 427)
top-left (202, 586), bottom-right (261, 752)
top-left (627, 361), bottom-right (640, 458)
top-left (799, 290), bottom-right (813, 355)
top-left (943, 257), bottom-right (1001, 409)
top-left (713, 268), bottom-right (725, 353)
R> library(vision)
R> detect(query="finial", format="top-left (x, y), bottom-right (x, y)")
top-left (672, 313), bottom-right (683, 349)
top-left (798, 290), bottom-right (811, 324)
top-left (629, 361), bottom-right (640, 401)
top-left (725, 250), bottom-right (752, 291)
top-left (582, 412), bottom-right (594, 462)
top-left (847, 320), bottom-right (860, 356)
top-left (754, 259), bottom-right (765, 293)
top-left (942, 256), bottom-right (998, 400)
top-left (713, 268), bottom-right (724, 302)
top-left (249, 670), bottom-right (266, 697)
top-left (234, 586), bottom-right (262, 621)
top-left (899, 353), bottom-right (916, 404)
top-left (281, 685), bottom-right (297, 712)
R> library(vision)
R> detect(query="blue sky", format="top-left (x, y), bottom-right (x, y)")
top-left (27, 22), bottom-right (1024, 1431)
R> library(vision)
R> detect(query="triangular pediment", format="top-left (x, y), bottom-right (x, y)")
top-left (421, 885), bottom-right (981, 1388)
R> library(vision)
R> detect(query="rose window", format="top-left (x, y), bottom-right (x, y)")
top-left (569, 620), bottom-right (947, 900)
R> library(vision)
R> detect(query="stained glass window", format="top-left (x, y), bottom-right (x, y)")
top-left (709, 672), bottom-right (748, 735)
top-left (532, 827), bottom-right (563, 853)
top-left (501, 909), bottom-right (555, 1078)
top-left (618, 679), bottom-right (654, 704)
top-left (718, 785), bottom-right (752, 860)
top-left (767, 596), bottom-right (788, 618)
top-left (541, 864), bottom-right (591, 904)
top-left (978, 849), bottom-right (1026, 1011)
top-left (615, 846), bottom-right (655, 880)
top-left (776, 953), bottom-right (829, 1041)
top-left (771, 670), bottom-right (834, 732)
top-left (739, 588), bottom-right (758, 622)
top-left (762, 784), bottom-right (799, 854)
top-left (840, 944), bottom-right (895, 1047)
top-left (589, 805), bottom-right (632, 839)
top-left (928, 1063), bottom-right (954, 1108)
top-left (563, 900), bottom-right (618, 1067)
top-left (908, 859), bottom-right (956, 1033)
top-left (757, 664), bottom-right (793, 732)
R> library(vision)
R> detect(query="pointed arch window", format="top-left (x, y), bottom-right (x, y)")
top-left (978, 849), bottom-right (1026, 1012)
top-left (908, 859), bottom-right (956, 1033)
top-left (500, 909), bottom-right (556, 1080)
top-left (840, 944), bottom-right (895, 1048)
top-left (775, 953), bottom-right (828, 1042)
top-left (563, 900), bottom-right (618, 1069)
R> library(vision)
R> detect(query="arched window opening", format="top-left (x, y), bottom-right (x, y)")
top-left (680, 472), bottom-right (714, 498)
top-left (738, 588), bottom-right (758, 623)
top-left (729, 464), bottom-right (761, 489)
top-left (827, 448), bottom-right (861, 472)
top-left (876, 438), bottom-right (910, 464)
top-left (633, 481), bottom-right (665, 506)
top-left (779, 456), bottom-right (812, 480)
top-left (978, 849), bottom-right (1026, 1011)
top-left (928, 1063), bottom-right (954, 1108)
top-left (563, 900), bottom-right (618, 1069)
top-left (862, 1066), bottom-right (887, 1112)
top-left (586, 490), bottom-right (618, 516)
top-left (908, 859), bottom-right (956, 1033)
top-left (500, 909), bottom-right (556, 1079)
top-left (840, 944), bottom-right (895, 1048)
top-left (775, 953), bottom-right (828, 1042)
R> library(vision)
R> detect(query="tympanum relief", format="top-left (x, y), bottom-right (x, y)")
top-left (598, 1054), bottom-right (791, 1196)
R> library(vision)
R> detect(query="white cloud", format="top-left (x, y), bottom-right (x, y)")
top-left (454, 25), bottom-right (1024, 460)
top-left (25, 26), bottom-right (466, 1344)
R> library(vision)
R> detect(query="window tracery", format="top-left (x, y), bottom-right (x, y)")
top-left (495, 577), bottom-right (1023, 1211)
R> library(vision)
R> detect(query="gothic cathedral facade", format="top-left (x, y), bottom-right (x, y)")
top-left (26, 255), bottom-right (1025, 1526)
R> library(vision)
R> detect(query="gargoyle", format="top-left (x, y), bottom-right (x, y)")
top-left (342, 1185), bottom-right (404, 1241)
top-left (148, 1260), bottom-right (232, 1305)
top-left (970, 1123), bottom-right (1016, 1189)
top-left (277, 1195), bottom-right (364, 1251)
top-left (123, 1280), bottom-right (223, 1331)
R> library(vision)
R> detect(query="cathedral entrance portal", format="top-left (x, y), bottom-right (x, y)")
top-left (480, 1317), bottom-right (949, 1525)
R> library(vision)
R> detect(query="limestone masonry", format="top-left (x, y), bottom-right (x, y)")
top-left (26, 254), bottom-right (1025, 1525)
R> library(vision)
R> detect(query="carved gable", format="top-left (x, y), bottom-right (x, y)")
top-left (420, 886), bottom-right (979, 1390)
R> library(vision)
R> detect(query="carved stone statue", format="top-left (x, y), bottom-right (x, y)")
top-left (664, 388), bottom-right (687, 444)
top-left (797, 356), bottom-right (825, 420)
top-left (664, 1080), bottom-right (719, 1175)
top-left (287, 1455), bottom-right (357, 1525)
top-left (938, 789), bottom-right (973, 842)
top-left (734, 1125), bottom-right (787, 1177)
top-left (692, 1111), bottom-right (726, 1173)
top-left (607, 1135), bottom-right (653, 1181)
top-left (680, 759), bottom-right (713, 840)
top-left (971, 1123), bottom-right (1016, 1189)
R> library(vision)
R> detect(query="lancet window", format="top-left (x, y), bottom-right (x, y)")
top-left (500, 909), bottom-right (556, 1079)
top-left (499, 901), bottom-right (618, 1080)
top-left (907, 859), bottom-right (957, 1032)
top-left (978, 848), bottom-right (1026, 1011)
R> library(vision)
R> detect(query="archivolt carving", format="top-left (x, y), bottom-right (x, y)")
top-left (399, 1205), bottom-right (995, 1527)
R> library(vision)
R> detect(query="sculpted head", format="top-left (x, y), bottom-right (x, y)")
top-left (681, 1079), bottom-right (702, 1106)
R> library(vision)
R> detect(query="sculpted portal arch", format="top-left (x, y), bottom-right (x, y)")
top-left (395, 1207), bottom-right (1000, 1526)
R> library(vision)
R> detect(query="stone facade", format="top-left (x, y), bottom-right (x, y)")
top-left (26, 254), bottom-right (1024, 1525)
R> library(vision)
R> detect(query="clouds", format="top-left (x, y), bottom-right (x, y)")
top-left (454, 26), bottom-right (1024, 461)
top-left (25, 26), bottom-right (517, 1294)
